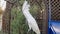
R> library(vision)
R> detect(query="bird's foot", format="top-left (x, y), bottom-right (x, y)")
top-left (27, 29), bottom-right (31, 34)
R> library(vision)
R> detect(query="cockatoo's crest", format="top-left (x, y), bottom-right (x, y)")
top-left (22, 0), bottom-right (30, 12)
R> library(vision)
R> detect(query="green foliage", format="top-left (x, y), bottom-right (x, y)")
top-left (11, 7), bottom-right (29, 34)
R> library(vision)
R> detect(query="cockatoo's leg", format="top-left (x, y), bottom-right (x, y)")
top-left (26, 20), bottom-right (31, 32)
top-left (28, 28), bottom-right (31, 32)
top-left (27, 24), bottom-right (31, 34)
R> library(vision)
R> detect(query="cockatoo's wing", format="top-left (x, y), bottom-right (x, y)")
top-left (22, 0), bottom-right (31, 30)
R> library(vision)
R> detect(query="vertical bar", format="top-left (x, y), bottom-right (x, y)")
top-left (49, 0), bottom-right (52, 29)
top-left (49, 0), bottom-right (51, 21)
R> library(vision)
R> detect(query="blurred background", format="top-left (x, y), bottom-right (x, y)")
top-left (0, 0), bottom-right (47, 34)
top-left (1, 0), bottom-right (60, 34)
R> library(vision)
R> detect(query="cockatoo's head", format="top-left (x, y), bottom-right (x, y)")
top-left (22, 0), bottom-right (30, 12)
top-left (0, 0), bottom-right (6, 15)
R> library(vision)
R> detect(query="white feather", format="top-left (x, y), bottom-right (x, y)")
top-left (22, 0), bottom-right (41, 34)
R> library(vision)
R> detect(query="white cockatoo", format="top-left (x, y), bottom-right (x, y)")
top-left (0, 0), bottom-right (6, 31)
top-left (22, 0), bottom-right (41, 34)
